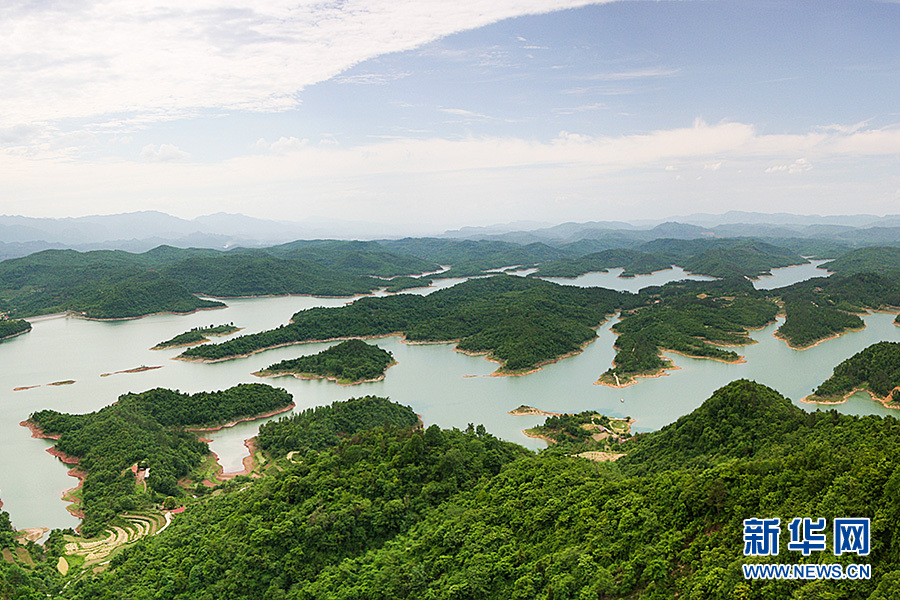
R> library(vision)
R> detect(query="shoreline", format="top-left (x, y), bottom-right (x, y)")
top-left (151, 327), bottom-right (245, 350)
top-left (21, 419), bottom-right (62, 441)
top-left (100, 365), bottom-right (163, 377)
top-left (509, 406), bottom-right (564, 417)
top-left (253, 360), bottom-right (397, 386)
top-left (175, 332), bottom-right (407, 363)
top-left (71, 304), bottom-right (225, 322)
top-left (773, 325), bottom-right (866, 350)
top-left (800, 386), bottom-right (900, 409)
top-left (21, 420), bottom-right (86, 521)
top-left (185, 403), bottom-right (295, 433)
top-left (0, 328), bottom-right (31, 342)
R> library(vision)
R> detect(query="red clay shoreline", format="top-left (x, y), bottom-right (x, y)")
top-left (21, 420), bottom-right (86, 522)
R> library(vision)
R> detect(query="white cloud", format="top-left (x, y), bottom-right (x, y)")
top-left (765, 158), bottom-right (812, 174)
top-left (584, 68), bottom-right (681, 81)
top-left (0, 0), bottom-right (610, 130)
top-left (3, 120), bottom-right (899, 223)
top-left (140, 143), bottom-right (191, 162)
top-left (704, 161), bottom-right (723, 171)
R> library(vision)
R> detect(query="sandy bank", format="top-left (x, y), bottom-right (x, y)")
top-left (100, 365), bottom-right (162, 377)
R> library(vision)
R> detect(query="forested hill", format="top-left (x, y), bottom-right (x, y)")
top-left (30, 380), bottom-right (898, 599)
top-left (808, 341), bottom-right (900, 404)
top-left (528, 248), bottom-right (671, 278)
top-left (820, 246), bottom-right (900, 276)
top-left (776, 273), bottom-right (900, 348)
top-left (180, 275), bottom-right (636, 373)
top-left (256, 339), bottom-right (395, 384)
top-left (0, 242), bottom-right (438, 318)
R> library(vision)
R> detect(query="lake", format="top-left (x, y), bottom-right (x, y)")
top-left (0, 261), bottom-right (887, 533)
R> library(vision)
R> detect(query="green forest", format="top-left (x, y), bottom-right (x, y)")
top-left (809, 341), bottom-right (900, 403)
top-left (529, 249), bottom-right (672, 278)
top-left (9, 380), bottom-right (900, 598)
top-left (776, 273), bottom-right (900, 348)
top-left (0, 319), bottom-right (30, 340)
top-left (26, 384), bottom-right (292, 536)
top-left (256, 395), bottom-right (421, 456)
top-left (181, 275), bottom-right (635, 373)
top-left (257, 339), bottom-right (395, 384)
top-left (152, 324), bottom-right (240, 349)
top-left (600, 278), bottom-right (778, 383)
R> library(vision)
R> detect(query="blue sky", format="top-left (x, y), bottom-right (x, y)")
top-left (1, 0), bottom-right (899, 231)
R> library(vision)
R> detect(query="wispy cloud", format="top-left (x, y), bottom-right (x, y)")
top-left (0, 0), bottom-right (609, 131)
top-left (583, 68), bottom-right (681, 81)
top-left (140, 143), bottom-right (191, 162)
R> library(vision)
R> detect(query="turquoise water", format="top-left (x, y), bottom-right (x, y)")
top-left (0, 264), bottom-right (892, 531)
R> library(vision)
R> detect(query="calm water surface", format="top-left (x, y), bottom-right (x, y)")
top-left (0, 263), bottom-right (888, 531)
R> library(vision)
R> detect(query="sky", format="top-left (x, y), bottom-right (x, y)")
top-left (1, 0), bottom-right (899, 231)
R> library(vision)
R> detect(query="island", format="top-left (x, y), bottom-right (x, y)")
top-left (254, 339), bottom-right (396, 384)
top-left (256, 395), bottom-right (421, 455)
top-left (151, 323), bottom-right (241, 349)
top-left (529, 249), bottom-right (672, 279)
top-left (803, 341), bottom-right (900, 406)
top-left (178, 275), bottom-right (634, 375)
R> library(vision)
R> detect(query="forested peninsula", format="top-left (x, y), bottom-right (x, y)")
top-left (805, 341), bottom-right (900, 405)
top-left (152, 324), bottom-right (240, 349)
top-left (180, 275), bottom-right (635, 374)
top-left (598, 278), bottom-right (778, 385)
top-left (0, 318), bottom-right (31, 341)
top-left (24, 384), bottom-right (293, 536)
top-left (255, 339), bottom-right (396, 384)
top-left (10, 380), bottom-right (900, 598)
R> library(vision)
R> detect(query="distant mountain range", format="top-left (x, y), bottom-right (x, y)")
top-left (441, 213), bottom-right (900, 249)
top-left (0, 212), bottom-right (436, 261)
top-left (2, 210), bottom-right (900, 262)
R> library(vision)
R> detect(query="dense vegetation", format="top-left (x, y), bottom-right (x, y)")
top-left (602, 280), bottom-right (778, 383)
top-left (529, 249), bottom-right (672, 278)
top-left (524, 410), bottom-right (631, 457)
top-left (65, 402), bottom-right (527, 599)
top-left (263, 240), bottom-right (440, 278)
top-left (181, 275), bottom-right (635, 373)
top-left (0, 318), bottom-right (30, 340)
top-left (256, 395), bottom-right (421, 456)
top-left (0, 242), bottom-right (444, 319)
top-left (810, 341), bottom-right (900, 403)
top-left (15, 380), bottom-right (894, 599)
top-left (258, 339), bottom-right (395, 384)
top-left (679, 240), bottom-right (807, 278)
top-left (821, 246), bottom-right (900, 276)
top-left (776, 273), bottom-right (900, 347)
top-left (27, 384), bottom-right (292, 536)
top-left (152, 323), bottom-right (240, 349)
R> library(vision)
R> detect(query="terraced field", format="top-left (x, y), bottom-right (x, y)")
top-left (62, 511), bottom-right (169, 571)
